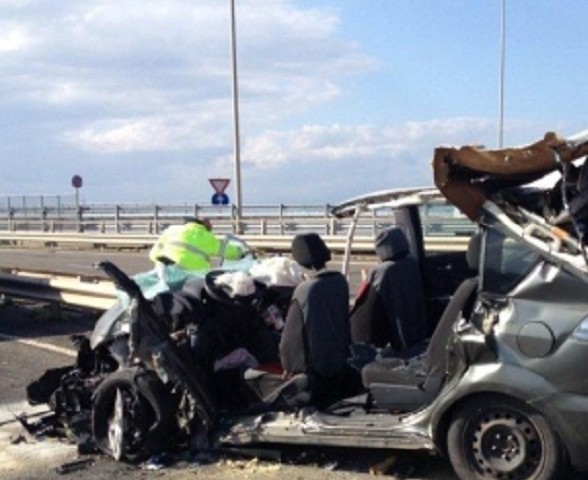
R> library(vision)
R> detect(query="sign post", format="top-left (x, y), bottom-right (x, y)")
top-left (71, 174), bottom-right (83, 232)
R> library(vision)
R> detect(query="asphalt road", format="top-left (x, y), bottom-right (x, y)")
top-left (0, 246), bottom-right (154, 276)
top-left (0, 246), bottom-right (461, 480)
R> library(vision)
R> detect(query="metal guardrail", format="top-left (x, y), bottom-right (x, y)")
top-left (1, 203), bottom-right (354, 236)
top-left (0, 201), bottom-right (476, 238)
top-left (0, 269), bottom-right (117, 310)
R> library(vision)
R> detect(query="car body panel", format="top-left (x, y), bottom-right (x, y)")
top-left (217, 409), bottom-right (435, 450)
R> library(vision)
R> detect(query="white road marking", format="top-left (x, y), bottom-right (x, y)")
top-left (0, 333), bottom-right (76, 358)
top-left (0, 400), bottom-right (50, 425)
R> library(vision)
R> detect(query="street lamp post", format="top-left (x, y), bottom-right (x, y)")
top-left (229, 0), bottom-right (243, 231)
top-left (498, 0), bottom-right (506, 148)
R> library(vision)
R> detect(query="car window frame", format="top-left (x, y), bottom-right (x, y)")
top-left (479, 228), bottom-right (542, 296)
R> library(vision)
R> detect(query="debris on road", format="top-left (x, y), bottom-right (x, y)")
top-left (55, 458), bottom-right (94, 474)
top-left (222, 457), bottom-right (282, 474)
top-left (142, 453), bottom-right (172, 471)
top-left (9, 433), bottom-right (26, 445)
top-left (369, 454), bottom-right (397, 475)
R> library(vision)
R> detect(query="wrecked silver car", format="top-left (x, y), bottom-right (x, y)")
top-left (28, 129), bottom-right (588, 480)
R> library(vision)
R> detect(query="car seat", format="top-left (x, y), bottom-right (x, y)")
top-left (245, 233), bottom-right (354, 409)
top-left (361, 232), bottom-right (481, 411)
top-left (350, 227), bottom-right (427, 353)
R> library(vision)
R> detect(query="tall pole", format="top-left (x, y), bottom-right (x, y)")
top-left (229, 0), bottom-right (243, 229)
top-left (498, 0), bottom-right (506, 148)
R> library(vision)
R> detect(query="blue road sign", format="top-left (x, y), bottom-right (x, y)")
top-left (212, 193), bottom-right (229, 206)
top-left (71, 174), bottom-right (83, 188)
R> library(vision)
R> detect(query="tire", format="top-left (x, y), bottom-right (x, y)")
top-left (447, 395), bottom-right (565, 480)
top-left (92, 368), bottom-right (174, 462)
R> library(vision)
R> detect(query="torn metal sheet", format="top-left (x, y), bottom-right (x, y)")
top-left (433, 130), bottom-right (588, 220)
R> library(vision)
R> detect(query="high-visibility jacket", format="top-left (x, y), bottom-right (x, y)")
top-left (149, 222), bottom-right (243, 271)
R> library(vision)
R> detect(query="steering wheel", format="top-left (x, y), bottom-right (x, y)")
top-left (203, 270), bottom-right (234, 305)
top-left (219, 234), bottom-right (256, 267)
top-left (203, 269), bottom-right (260, 307)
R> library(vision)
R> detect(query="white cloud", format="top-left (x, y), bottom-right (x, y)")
top-left (0, 23), bottom-right (34, 52)
top-left (63, 112), bottom-right (230, 153)
top-left (45, 82), bottom-right (85, 105)
top-left (67, 120), bottom-right (173, 153)
top-left (240, 118), bottom-right (498, 168)
top-left (0, 0), bottom-right (373, 157)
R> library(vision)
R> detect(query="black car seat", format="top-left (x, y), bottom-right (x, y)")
top-left (245, 233), bottom-right (355, 409)
top-left (350, 227), bottom-right (427, 353)
top-left (361, 232), bottom-right (481, 412)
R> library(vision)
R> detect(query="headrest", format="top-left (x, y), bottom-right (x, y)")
top-left (466, 232), bottom-right (482, 270)
top-left (291, 233), bottom-right (331, 270)
top-left (375, 227), bottom-right (409, 261)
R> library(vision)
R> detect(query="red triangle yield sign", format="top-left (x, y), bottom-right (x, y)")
top-left (209, 178), bottom-right (230, 194)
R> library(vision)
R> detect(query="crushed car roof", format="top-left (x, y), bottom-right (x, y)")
top-left (429, 128), bottom-right (588, 280)
top-left (433, 129), bottom-right (588, 221)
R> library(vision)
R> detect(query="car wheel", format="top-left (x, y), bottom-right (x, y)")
top-left (447, 395), bottom-right (565, 480)
top-left (92, 368), bottom-right (174, 462)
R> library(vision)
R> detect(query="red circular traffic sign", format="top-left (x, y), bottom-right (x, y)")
top-left (71, 175), bottom-right (83, 189)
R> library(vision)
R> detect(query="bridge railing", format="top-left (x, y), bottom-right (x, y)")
top-left (0, 202), bottom-right (476, 240)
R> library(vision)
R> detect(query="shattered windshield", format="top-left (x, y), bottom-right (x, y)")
top-left (482, 228), bottom-right (541, 295)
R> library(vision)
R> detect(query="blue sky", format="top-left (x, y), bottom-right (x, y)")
top-left (0, 0), bottom-right (586, 205)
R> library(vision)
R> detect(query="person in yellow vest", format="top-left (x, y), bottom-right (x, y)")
top-left (149, 217), bottom-right (245, 271)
